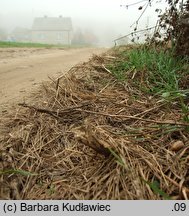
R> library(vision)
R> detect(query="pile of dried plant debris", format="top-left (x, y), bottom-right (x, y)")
top-left (0, 46), bottom-right (189, 200)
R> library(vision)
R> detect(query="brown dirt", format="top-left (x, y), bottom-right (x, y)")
top-left (0, 47), bottom-right (106, 111)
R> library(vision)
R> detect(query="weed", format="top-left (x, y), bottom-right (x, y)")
top-left (108, 148), bottom-right (125, 167)
top-left (48, 184), bottom-right (56, 195)
top-left (107, 61), bottom-right (129, 82)
top-left (143, 180), bottom-right (171, 200)
top-left (161, 90), bottom-right (189, 126)
top-left (108, 47), bottom-right (186, 94)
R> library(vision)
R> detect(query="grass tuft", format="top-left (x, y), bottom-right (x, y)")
top-left (0, 41), bottom-right (90, 48)
top-left (108, 46), bottom-right (187, 94)
top-left (143, 180), bottom-right (171, 200)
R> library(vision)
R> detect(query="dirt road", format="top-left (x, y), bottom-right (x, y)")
top-left (0, 47), bottom-right (106, 111)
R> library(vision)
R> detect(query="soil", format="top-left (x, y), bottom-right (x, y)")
top-left (0, 47), bottom-right (106, 111)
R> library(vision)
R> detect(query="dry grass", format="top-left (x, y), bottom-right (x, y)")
top-left (0, 47), bottom-right (189, 200)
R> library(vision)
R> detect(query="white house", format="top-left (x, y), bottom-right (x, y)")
top-left (31, 16), bottom-right (73, 45)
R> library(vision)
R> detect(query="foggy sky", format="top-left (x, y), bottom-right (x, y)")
top-left (0, 0), bottom-right (167, 46)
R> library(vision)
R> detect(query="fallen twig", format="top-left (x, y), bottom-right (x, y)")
top-left (75, 109), bottom-right (189, 126)
top-left (18, 102), bottom-right (90, 118)
top-left (18, 103), bottom-right (59, 118)
top-left (18, 103), bottom-right (189, 126)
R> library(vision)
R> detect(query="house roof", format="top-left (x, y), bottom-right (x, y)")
top-left (32, 16), bottom-right (72, 31)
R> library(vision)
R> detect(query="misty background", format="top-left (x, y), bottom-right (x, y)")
top-left (0, 0), bottom-right (167, 46)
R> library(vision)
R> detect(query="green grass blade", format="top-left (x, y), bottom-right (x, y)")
top-left (143, 180), bottom-right (171, 200)
top-left (108, 148), bottom-right (125, 166)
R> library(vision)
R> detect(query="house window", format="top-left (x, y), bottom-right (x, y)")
top-left (38, 33), bottom-right (45, 40)
top-left (57, 32), bottom-right (63, 40)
